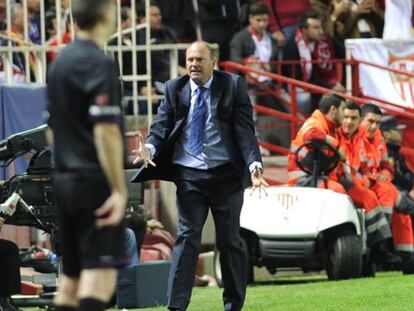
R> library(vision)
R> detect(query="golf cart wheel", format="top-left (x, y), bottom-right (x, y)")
top-left (326, 231), bottom-right (362, 280)
top-left (213, 238), bottom-right (254, 288)
top-left (361, 260), bottom-right (376, 278)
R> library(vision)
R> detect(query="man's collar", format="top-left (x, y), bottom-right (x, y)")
top-left (190, 75), bottom-right (213, 94)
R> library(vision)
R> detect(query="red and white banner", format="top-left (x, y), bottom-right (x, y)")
top-left (346, 39), bottom-right (414, 109)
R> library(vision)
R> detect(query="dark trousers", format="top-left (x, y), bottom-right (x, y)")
top-left (0, 239), bottom-right (21, 296)
top-left (168, 165), bottom-right (246, 311)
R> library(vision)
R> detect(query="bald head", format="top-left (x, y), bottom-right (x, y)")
top-left (186, 41), bottom-right (216, 85)
top-left (187, 41), bottom-right (215, 60)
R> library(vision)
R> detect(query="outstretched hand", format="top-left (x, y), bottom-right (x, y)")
top-left (250, 167), bottom-right (269, 198)
top-left (132, 133), bottom-right (156, 168)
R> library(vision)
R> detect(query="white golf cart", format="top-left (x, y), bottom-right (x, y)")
top-left (214, 140), bottom-right (374, 284)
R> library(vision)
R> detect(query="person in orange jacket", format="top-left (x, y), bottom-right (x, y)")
top-left (288, 93), bottom-right (346, 193)
top-left (337, 102), bottom-right (395, 260)
top-left (360, 103), bottom-right (414, 273)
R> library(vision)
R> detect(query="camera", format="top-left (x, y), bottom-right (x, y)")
top-left (0, 125), bottom-right (57, 233)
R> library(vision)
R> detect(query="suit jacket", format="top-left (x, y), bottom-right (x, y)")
top-left (132, 70), bottom-right (262, 188)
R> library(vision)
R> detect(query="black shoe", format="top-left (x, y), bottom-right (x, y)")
top-left (400, 253), bottom-right (414, 275)
top-left (0, 297), bottom-right (21, 311)
top-left (371, 244), bottom-right (402, 265)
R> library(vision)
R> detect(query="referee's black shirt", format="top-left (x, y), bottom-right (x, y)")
top-left (47, 39), bottom-right (124, 172)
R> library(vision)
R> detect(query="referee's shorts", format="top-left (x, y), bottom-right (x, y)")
top-left (54, 171), bottom-right (129, 277)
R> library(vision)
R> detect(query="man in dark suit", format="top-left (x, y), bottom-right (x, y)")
top-left (132, 41), bottom-right (267, 311)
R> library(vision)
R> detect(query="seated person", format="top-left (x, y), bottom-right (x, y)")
top-left (230, 3), bottom-right (282, 111)
top-left (230, 3), bottom-right (290, 148)
top-left (381, 116), bottom-right (414, 196)
top-left (337, 103), bottom-right (401, 265)
top-left (288, 93), bottom-right (346, 193)
top-left (283, 10), bottom-right (345, 115)
top-left (115, 1), bottom-right (186, 115)
top-left (0, 217), bottom-right (21, 311)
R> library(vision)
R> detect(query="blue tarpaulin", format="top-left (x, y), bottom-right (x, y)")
top-left (0, 84), bottom-right (47, 179)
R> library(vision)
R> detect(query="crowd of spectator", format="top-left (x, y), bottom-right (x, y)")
top-left (0, 0), bottom-right (400, 115)
top-left (113, 0), bottom-right (389, 118)
top-left (0, 0), bottom-right (71, 81)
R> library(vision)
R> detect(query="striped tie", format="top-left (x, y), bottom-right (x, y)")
top-left (189, 87), bottom-right (207, 155)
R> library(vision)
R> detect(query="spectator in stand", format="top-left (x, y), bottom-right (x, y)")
top-left (311, 0), bottom-right (345, 36)
top-left (7, 3), bottom-right (38, 80)
top-left (45, 10), bottom-right (57, 41)
top-left (230, 2), bottom-right (282, 110)
top-left (120, 6), bottom-right (131, 30)
top-left (313, 0), bottom-right (384, 39)
top-left (381, 116), bottom-right (414, 207)
top-left (118, 1), bottom-right (186, 115)
top-left (261, 0), bottom-right (311, 48)
top-left (47, 0), bottom-right (72, 63)
top-left (347, 0), bottom-right (384, 38)
top-left (28, 0), bottom-right (41, 44)
top-left (283, 10), bottom-right (345, 115)
top-left (0, 2), bottom-right (25, 82)
top-left (196, 0), bottom-right (249, 61)
top-left (230, 2), bottom-right (290, 148)
top-left (136, 1), bottom-right (186, 83)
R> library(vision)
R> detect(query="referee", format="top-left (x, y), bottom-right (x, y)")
top-left (47, 1), bottom-right (128, 311)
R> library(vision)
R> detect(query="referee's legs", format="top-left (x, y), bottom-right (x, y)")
top-left (77, 268), bottom-right (117, 311)
top-left (54, 275), bottom-right (79, 311)
top-left (55, 269), bottom-right (117, 311)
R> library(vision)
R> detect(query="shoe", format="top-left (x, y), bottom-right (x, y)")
top-left (194, 275), bottom-right (209, 287)
top-left (371, 243), bottom-right (402, 265)
top-left (402, 258), bottom-right (414, 275)
top-left (0, 297), bottom-right (21, 311)
top-left (399, 252), bottom-right (414, 275)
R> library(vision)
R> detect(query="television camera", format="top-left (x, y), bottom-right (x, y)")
top-left (0, 125), bottom-right (145, 247)
top-left (0, 125), bottom-right (57, 235)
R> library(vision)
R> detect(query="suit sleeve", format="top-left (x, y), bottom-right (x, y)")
top-left (145, 81), bottom-right (175, 155)
top-left (232, 75), bottom-right (262, 166)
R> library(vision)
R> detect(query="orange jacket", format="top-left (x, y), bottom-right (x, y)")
top-left (337, 125), bottom-right (369, 187)
top-left (361, 129), bottom-right (394, 182)
top-left (288, 109), bottom-right (339, 183)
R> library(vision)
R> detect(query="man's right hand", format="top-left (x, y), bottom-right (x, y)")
top-left (355, 0), bottom-right (372, 15)
top-left (332, 0), bottom-right (351, 16)
top-left (132, 133), bottom-right (156, 168)
top-left (95, 191), bottom-right (127, 229)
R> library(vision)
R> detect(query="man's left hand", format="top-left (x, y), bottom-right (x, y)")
top-left (250, 167), bottom-right (269, 197)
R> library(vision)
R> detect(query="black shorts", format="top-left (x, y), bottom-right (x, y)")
top-left (54, 171), bottom-right (128, 277)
